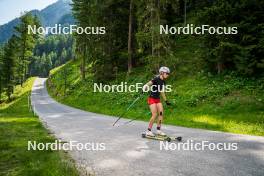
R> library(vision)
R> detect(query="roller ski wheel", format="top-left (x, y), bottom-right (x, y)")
top-left (176, 137), bottom-right (182, 141)
top-left (154, 133), bottom-right (182, 142)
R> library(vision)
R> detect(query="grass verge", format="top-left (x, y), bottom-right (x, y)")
top-left (0, 77), bottom-right (79, 176)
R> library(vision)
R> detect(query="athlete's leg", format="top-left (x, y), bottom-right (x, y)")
top-left (156, 103), bottom-right (164, 130)
top-left (148, 103), bottom-right (158, 131)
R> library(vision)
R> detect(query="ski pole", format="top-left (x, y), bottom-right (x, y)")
top-left (117, 111), bottom-right (151, 127)
top-left (123, 102), bottom-right (176, 125)
top-left (112, 94), bottom-right (143, 126)
top-left (122, 116), bottom-right (141, 125)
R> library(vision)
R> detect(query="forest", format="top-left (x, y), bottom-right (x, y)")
top-left (0, 13), bottom-right (74, 101)
top-left (70, 0), bottom-right (264, 81)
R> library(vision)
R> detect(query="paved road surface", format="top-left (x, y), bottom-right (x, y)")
top-left (31, 78), bottom-right (264, 176)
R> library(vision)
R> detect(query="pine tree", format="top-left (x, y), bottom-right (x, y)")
top-left (198, 0), bottom-right (264, 76)
top-left (0, 46), bottom-right (4, 101)
top-left (127, 0), bottom-right (134, 74)
top-left (72, 0), bottom-right (91, 79)
top-left (72, 0), bottom-right (130, 81)
top-left (135, 0), bottom-right (175, 72)
top-left (2, 36), bottom-right (18, 101)
top-left (15, 13), bottom-right (40, 85)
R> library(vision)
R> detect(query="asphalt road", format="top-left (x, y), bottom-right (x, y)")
top-left (31, 78), bottom-right (264, 176)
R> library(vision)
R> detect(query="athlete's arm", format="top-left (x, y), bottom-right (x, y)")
top-left (161, 91), bottom-right (171, 105)
top-left (160, 92), bottom-right (167, 101)
top-left (142, 81), bottom-right (153, 92)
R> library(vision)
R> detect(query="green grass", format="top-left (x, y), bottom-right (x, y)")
top-left (0, 78), bottom-right (79, 176)
top-left (47, 58), bottom-right (264, 136)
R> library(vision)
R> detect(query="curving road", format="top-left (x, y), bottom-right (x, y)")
top-left (31, 77), bottom-right (264, 176)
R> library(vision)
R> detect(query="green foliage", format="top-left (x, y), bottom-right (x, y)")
top-left (0, 78), bottom-right (79, 176)
top-left (0, 46), bottom-right (4, 101)
top-left (72, 0), bottom-right (130, 80)
top-left (70, 0), bottom-right (264, 79)
top-left (1, 36), bottom-right (18, 101)
top-left (0, 13), bottom-right (41, 102)
top-left (15, 13), bottom-right (40, 83)
top-left (135, 0), bottom-right (179, 71)
top-left (198, 0), bottom-right (264, 76)
top-left (29, 35), bottom-right (74, 77)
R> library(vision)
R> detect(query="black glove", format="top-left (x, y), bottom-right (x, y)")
top-left (165, 100), bottom-right (171, 106)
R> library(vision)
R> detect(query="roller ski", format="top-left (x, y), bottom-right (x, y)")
top-left (142, 131), bottom-right (182, 142)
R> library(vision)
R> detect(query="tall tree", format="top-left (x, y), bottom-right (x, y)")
top-left (127, 0), bottom-right (134, 74)
top-left (198, 0), bottom-right (264, 76)
top-left (72, 0), bottom-right (91, 80)
top-left (0, 46), bottom-right (3, 101)
top-left (15, 13), bottom-right (40, 85)
top-left (135, 0), bottom-right (175, 71)
top-left (2, 36), bottom-right (18, 101)
top-left (72, 0), bottom-right (130, 81)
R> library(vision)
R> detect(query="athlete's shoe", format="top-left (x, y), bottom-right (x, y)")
top-left (146, 130), bottom-right (155, 137)
top-left (156, 130), bottom-right (166, 136)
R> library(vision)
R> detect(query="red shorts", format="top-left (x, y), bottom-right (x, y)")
top-left (147, 97), bottom-right (161, 105)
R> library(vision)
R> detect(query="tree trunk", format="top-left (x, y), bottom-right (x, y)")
top-left (217, 62), bottom-right (223, 74)
top-left (20, 75), bottom-right (23, 87)
top-left (63, 69), bottom-right (67, 96)
top-left (22, 38), bottom-right (26, 85)
top-left (157, 0), bottom-right (160, 70)
top-left (7, 86), bottom-right (11, 102)
top-left (0, 76), bottom-right (2, 101)
top-left (127, 0), bottom-right (134, 74)
top-left (81, 46), bottom-right (86, 80)
top-left (151, 0), bottom-right (154, 57)
top-left (23, 62), bottom-right (27, 84)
